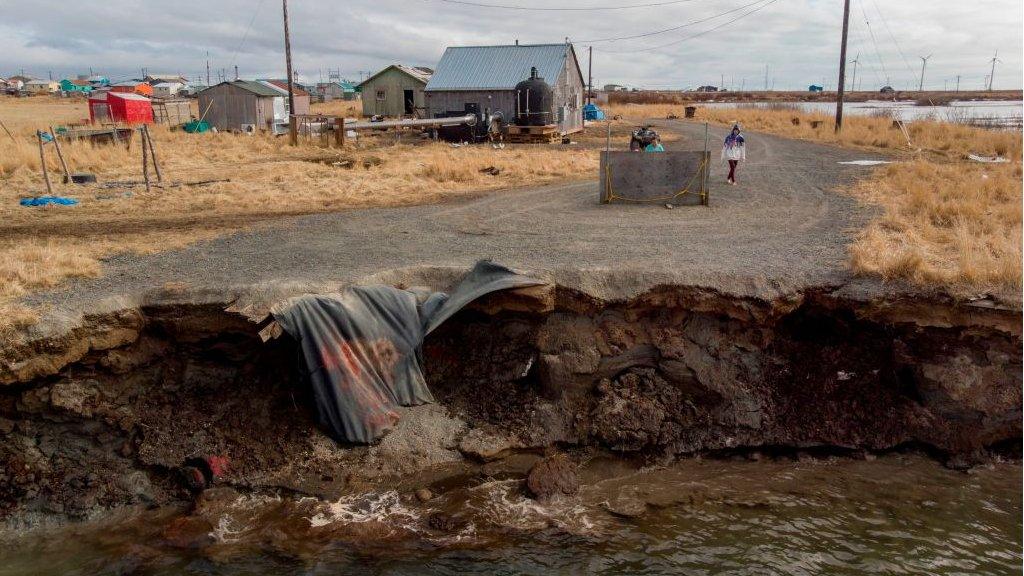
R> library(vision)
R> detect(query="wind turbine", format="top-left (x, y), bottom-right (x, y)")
top-left (987, 50), bottom-right (1001, 91)
top-left (850, 53), bottom-right (860, 92)
top-left (918, 54), bottom-right (932, 92)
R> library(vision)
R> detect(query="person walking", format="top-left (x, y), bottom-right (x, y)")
top-left (721, 123), bottom-right (746, 185)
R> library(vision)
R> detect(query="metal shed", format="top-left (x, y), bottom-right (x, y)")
top-left (197, 80), bottom-right (284, 132)
top-left (424, 43), bottom-right (585, 135)
top-left (357, 65), bottom-right (433, 117)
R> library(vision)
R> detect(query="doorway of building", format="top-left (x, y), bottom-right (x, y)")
top-left (403, 90), bottom-right (414, 115)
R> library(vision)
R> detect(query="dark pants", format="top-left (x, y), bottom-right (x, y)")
top-left (727, 160), bottom-right (739, 182)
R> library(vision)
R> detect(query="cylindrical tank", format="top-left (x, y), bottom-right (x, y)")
top-left (514, 67), bottom-right (553, 126)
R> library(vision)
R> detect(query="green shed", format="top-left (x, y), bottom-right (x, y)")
top-left (357, 65), bottom-right (432, 117)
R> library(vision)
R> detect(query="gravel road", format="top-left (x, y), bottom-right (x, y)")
top-left (29, 121), bottom-right (884, 314)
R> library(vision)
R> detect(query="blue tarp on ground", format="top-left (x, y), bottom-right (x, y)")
top-left (271, 261), bottom-right (545, 444)
top-left (20, 196), bottom-right (78, 207)
top-left (583, 103), bottom-right (606, 121)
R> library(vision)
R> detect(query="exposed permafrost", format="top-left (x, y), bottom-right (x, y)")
top-left (0, 282), bottom-right (1020, 525)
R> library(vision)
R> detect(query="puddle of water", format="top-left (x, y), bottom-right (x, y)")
top-left (0, 454), bottom-right (1019, 575)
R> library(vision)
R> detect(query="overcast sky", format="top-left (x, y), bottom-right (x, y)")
top-left (0, 0), bottom-right (1020, 91)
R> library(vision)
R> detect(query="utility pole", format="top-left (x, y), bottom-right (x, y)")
top-left (764, 64), bottom-right (769, 92)
top-left (234, 65), bottom-right (239, 80)
top-left (835, 0), bottom-right (851, 132)
top-left (282, 0), bottom-right (297, 145)
top-left (587, 46), bottom-right (593, 105)
top-left (206, 51), bottom-right (211, 86)
top-left (917, 54), bottom-right (931, 92)
top-left (955, 74), bottom-right (960, 93)
top-left (987, 50), bottom-right (1000, 91)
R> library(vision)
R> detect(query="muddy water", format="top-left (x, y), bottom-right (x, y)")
top-left (1, 454), bottom-right (1019, 575)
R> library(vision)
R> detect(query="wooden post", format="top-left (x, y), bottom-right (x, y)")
top-left (49, 126), bottom-right (71, 183)
top-left (37, 131), bottom-right (53, 195)
top-left (0, 117), bottom-right (14, 142)
top-left (334, 117), bottom-right (345, 148)
top-left (289, 115), bottom-right (298, 146)
top-left (143, 125), bottom-right (163, 182)
top-left (141, 129), bottom-right (151, 193)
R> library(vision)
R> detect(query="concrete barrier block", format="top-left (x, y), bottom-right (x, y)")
top-left (598, 151), bottom-right (710, 206)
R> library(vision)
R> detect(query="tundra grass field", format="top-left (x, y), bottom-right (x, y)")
top-left (0, 96), bottom-right (1021, 337)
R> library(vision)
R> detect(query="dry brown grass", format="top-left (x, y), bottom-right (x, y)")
top-left (309, 99), bottom-right (362, 118)
top-left (849, 161), bottom-right (1022, 298)
top-left (0, 96), bottom-right (598, 337)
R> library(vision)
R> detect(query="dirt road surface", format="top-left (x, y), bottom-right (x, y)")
top-left (27, 121), bottom-right (886, 320)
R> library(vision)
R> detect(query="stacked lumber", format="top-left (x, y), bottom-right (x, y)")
top-left (507, 124), bottom-right (559, 144)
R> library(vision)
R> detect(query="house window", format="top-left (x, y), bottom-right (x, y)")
top-left (376, 90), bottom-right (386, 101)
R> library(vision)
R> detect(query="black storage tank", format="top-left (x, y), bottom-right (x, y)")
top-left (514, 67), bottom-right (553, 126)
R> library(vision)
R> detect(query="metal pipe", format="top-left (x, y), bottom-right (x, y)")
top-left (345, 113), bottom-right (478, 130)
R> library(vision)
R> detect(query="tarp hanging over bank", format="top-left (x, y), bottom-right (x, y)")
top-left (271, 261), bottom-right (545, 444)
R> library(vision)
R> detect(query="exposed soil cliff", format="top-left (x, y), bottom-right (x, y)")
top-left (1, 284), bottom-right (1019, 526)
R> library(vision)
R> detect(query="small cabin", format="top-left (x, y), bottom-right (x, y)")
top-left (357, 65), bottom-right (433, 117)
top-left (808, 84), bottom-right (824, 93)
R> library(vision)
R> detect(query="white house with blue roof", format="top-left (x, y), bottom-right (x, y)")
top-left (424, 43), bottom-right (585, 135)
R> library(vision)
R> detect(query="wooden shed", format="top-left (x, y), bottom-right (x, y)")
top-left (111, 81), bottom-right (154, 97)
top-left (197, 80), bottom-right (285, 132)
top-left (357, 65), bottom-right (433, 117)
top-left (424, 43), bottom-right (585, 135)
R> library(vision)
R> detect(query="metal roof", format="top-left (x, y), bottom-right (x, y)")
top-left (200, 80), bottom-right (282, 97)
top-left (358, 64), bottom-right (432, 88)
top-left (425, 44), bottom-right (575, 92)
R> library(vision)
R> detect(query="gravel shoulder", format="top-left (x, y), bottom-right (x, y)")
top-left (25, 120), bottom-right (888, 324)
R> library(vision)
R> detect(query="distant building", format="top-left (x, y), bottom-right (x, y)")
top-left (259, 79), bottom-right (311, 116)
top-left (145, 74), bottom-right (190, 86)
top-left (151, 81), bottom-right (185, 99)
top-left (424, 43), bottom-right (585, 134)
top-left (603, 83), bottom-right (626, 92)
top-left (88, 92), bottom-right (153, 124)
top-left (316, 80), bottom-right (359, 102)
top-left (24, 79), bottom-right (60, 94)
top-left (86, 75), bottom-right (110, 88)
top-left (880, 85), bottom-right (895, 94)
top-left (5, 76), bottom-right (30, 90)
top-left (808, 84), bottom-right (824, 93)
top-left (695, 85), bottom-right (719, 92)
top-left (111, 81), bottom-right (154, 97)
top-left (60, 78), bottom-right (93, 93)
top-left (198, 80), bottom-right (302, 132)
top-left (357, 64), bottom-right (433, 117)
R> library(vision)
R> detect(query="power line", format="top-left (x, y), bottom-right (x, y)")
top-left (601, 0), bottom-right (782, 53)
top-left (229, 0), bottom-right (268, 66)
top-left (857, 0), bottom-right (889, 85)
top-left (870, 0), bottom-right (913, 75)
top-left (432, 0), bottom-right (706, 10)
top-left (577, 0), bottom-right (770, 43)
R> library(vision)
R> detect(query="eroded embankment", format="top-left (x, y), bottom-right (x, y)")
top-left (0, 284), bottom-right (1020, 526)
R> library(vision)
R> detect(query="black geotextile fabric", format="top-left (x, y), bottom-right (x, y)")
top-left (271, 261), bottom-right (545, 444)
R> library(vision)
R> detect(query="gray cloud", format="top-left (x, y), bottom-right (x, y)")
top-left (0, 0), bottom-right (1020, 90)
